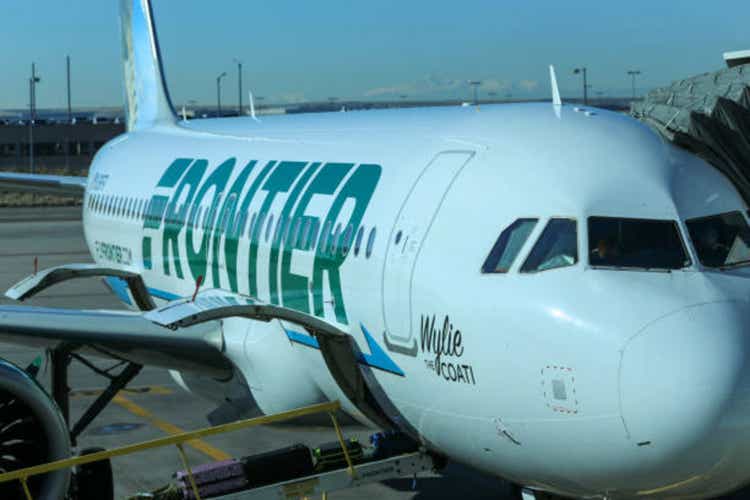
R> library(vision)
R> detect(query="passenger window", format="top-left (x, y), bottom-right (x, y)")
top-left (308, 219), bottom-right (321, 251)
top-left (589, 217), bottom-right (690, 270)
top-left (222, 194), bottom-right (237, 233)
top-left (234, 210), bottom-right (246, 236)
top-left (274, 216), bottom-right (287, 246)
top-left (300, 219), bottom-right (312, 249)
top-left (202, 206), bottom-right (210, 229)
top-left (354, 226), bottom-right (365, 256)
top-left (366, 227), bottom-right (377, 258)
top-left (341, 224), bottom-right (354, 255)
top-left (248, 212), bottom-right (257, 237)
top-left (290, 217), bottom-right (302, 248)
top-left (265, 214), bottom-right (274, 242)
top-left (686, 211), bottom-right (750, 269)
top-left (229, 209), bottom-right (242, 236)
top-left (521, 219), bottom-right (578, 273)
top-left (331, 223), bottom-right (342, 255)
top-left (481, 218), bottom-right (538, 273)
top-left (319, 220), bottom-right (332, 254)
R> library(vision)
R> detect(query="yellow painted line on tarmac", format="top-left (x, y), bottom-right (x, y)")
top-left (112, 392), bottom-right (232, 462)
top-left (70, 385), bottom-right (174, 398)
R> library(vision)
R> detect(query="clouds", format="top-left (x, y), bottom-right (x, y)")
top-left (363, 74), bottom-right (465, 98)
top-left (273, 92), bottom-right (307, 104)
top-left (518, 80), bottom-right (539, 92)
top-left (364, 74), bottom-right (540, 100)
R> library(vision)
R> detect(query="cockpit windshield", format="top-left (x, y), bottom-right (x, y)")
top-left (685, 211), bottom-right (750, 269)
top-left (588, 217), bottom-right (690, 270)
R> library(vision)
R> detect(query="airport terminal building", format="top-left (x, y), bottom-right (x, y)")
top-left (0, 121), bottom-right (123, 173)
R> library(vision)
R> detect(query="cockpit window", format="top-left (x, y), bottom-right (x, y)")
top-left (521, 218), bottom-right (578, 273)
top-left (481, 218), bottom-right (537, 273)
top-left (588, 217), bottom-right (689, 270)
top-left (686, 211), bottom-right (750, 269)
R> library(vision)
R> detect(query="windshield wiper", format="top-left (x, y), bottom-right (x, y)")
top-left (718, 261), bottom-right (750, 271)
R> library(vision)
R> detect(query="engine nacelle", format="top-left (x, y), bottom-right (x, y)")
top-left (171, 318), bottom-right (328, 419)
top-left (0, 359), bottom-right (71, 499)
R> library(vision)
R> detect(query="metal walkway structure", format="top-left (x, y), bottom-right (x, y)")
top-left (632, 63), bottom-right (750, 204)
top-left (0, 400), bottom-right (435, 500)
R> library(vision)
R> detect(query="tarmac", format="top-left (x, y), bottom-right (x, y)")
top-left (0, 207), bottom-right (508, 499)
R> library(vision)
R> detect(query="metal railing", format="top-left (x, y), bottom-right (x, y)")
top-left (0, 400), bottom-right (354, 500)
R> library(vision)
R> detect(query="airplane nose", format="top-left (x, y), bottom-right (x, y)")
top-left (619, 302), bottom-right (748, 457)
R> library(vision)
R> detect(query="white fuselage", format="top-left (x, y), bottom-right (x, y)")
top-left (81, 103), bottom-right (750, 499)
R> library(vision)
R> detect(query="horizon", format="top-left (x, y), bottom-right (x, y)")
top-left (2, 1), bottom-right (748, 110)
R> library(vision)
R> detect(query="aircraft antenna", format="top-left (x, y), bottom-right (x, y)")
top-left (249, 90), bottom-right (259, 122)
top-left (549, 65), bottom-right (562, 118)
top-left (549, 65), bottom-right (562, 107)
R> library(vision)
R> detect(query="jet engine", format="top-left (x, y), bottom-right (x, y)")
top-left (0, 358), bottom-right (71, 500)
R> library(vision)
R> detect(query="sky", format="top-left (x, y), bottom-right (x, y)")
top-left (1, 0), bottom-right (749, 110)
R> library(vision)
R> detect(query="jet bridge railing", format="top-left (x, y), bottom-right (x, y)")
top-left (0, 400), bottom-right (351, 500)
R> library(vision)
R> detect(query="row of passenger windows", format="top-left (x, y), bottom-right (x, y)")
top-left (482, 211), bottom-right (750, 274)
top-left (86, 193), bottom-right (378, 259)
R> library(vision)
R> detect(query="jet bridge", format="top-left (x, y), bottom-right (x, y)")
top-left (631, 63), bottom-right (750, 204)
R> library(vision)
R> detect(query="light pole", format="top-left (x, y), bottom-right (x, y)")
top-left (467, 80), bottom-right (481, 105)
top-left (66, 56), bottom-right (72, 123)
top-left (573, 67), bottom-right (588, 105)
top-left (234, 59), bottom-right (243, 115)
top-left (28, 63), bottom-right (41, 174)
top-left (216, 72), bottom-right (227, 117)
top-left (627, 70), bottom-right (641, 100)
top-left (65, 55), bottom-right (72, 169)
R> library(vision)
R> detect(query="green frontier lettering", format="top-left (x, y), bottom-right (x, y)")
top-left (247, 161), bottom-right (305, 297)
top-left (233, 161), bottom-right (276, 294)
top-left (210, 160), bottom-right (257, 288)
top-left (143, 158), bottom-right (193, 271)
top-left (281, 163), bottom-right (352, 315)
top-left (162, 159), bottom-right (207, 278)
top-left (186, 158), bottom-right (235, 282)
top-left (311, 164), bottom-right (382, 324)
top-left (268, 162), bottom-right (320, 305)
top-left (147, 158), bottom-right (380, 326)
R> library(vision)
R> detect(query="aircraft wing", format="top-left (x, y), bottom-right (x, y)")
top-left (0, 305), bottom-right (232, 379)
top-left (0, 172), bottom-right (87, 196)
top-left (0, 274), bottom-right (401, 428)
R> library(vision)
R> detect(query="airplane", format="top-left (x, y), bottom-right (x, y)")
top-left (1, 1), bottom-right (750, 499)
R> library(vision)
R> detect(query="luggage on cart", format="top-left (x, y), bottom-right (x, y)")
top-left (176, 459), bottom-right (248, 500)
top-left (313, 439), bottom-right (363, 472)
top-left (242, 444), bottom-right (314, 488)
